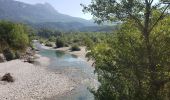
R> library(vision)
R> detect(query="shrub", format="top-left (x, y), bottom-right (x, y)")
top-left (0, 21), bottom-right (29, 52)
top-left (3, 49), bottom-right (15, 61)
top-left (48, 36), bottom-right (56, 42)
top-left (1, 73), bottom-right (14, 82)
top-left (15, 51), bottom-right (20, 59)
top-left (65, 43), bottom-right (69, 47)
top-left (70, 45), bottom-right (81, 51)
top-left (56, 38), bottom-right (65, 48)
top-left (30, 43), bottom-right (36, 50)
top-left (45, 42), bottom-right (53, 47)
top-left (73, 39), bottom-right (80, 43)
top-left (39, 38), bottom-right (46, 44)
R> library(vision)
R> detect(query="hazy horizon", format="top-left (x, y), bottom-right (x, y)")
top-left (15, 0), bottom-right (93, 20)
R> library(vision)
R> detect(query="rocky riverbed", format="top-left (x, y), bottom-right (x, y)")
top-left (0, 55), bottom-right (75, 100)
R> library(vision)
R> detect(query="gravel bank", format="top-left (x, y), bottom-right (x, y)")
top-left (0, 58), bottom-right (75, 100)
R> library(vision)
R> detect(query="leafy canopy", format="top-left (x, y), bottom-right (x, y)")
top-left (83, 0), bottom-right (170, 100)
top-left (0, 21), bottom-right (29, 52)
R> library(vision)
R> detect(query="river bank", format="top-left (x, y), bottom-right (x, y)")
top-left (40, 44), bottom-right (94, 66)
top-left (37, 44), bottom-right (97, 100)
top-left (0, 54), bottom-right (75, 100)
top-left (57, 46), bottom-right (94, 65)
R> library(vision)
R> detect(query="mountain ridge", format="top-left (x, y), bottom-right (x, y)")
top-left (0, 0), bottom-right (116, 32)
top-left (0, 0), bottom-right (93, 25)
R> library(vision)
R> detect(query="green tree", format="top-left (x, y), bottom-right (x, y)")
top-left (0, 21), bottom-right (29, 52)
top-left (83, 0), bottom-right (170, 100)
top-left (10, 24), bottom-right (29, 51)
top-left (55, 38), bottom-right (65, 48)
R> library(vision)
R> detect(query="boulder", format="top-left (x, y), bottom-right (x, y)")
top-left (1, 73), bottom-right (14, 82)
top-left (27, 56), bottom-right (35, 63)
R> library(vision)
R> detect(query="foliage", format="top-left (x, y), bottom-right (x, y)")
top-left (70, 45), bottom-right (81, 51)
top-left (0, 21), bottom-right (29, 52)
top-left (3, 49), bottom-right (15, 61)
top-left (83, 0), bottom-right (170, 99)
top-left (55, 38), bottom-right (65, 48)
top-left (58, 32), bottom-right (109, 46)
top-left (48, 36), bottom-right (56, 42)
top-left (15, 51), bottom-right (21, 59)
top-left (37, 28), bottom-right (62, 38)
top-left (10, 24), bottom-right (29, 51)
top-left (45, 42), bottom-right (53, 47)
top-left (36, 28), bottom-right (111, 46)
top-left (87, 19), bottom-right (170, 100)
top-left (26, 26), bottom-right (37, 41)
top-left (82, 0), bottom-right (169, 24)
top-left (39, 38), bottom-right (46, 44)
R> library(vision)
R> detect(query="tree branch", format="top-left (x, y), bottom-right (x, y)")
top-left (149, 0), bottom-right (154, 4)
top-left (115, 1), bottom-right (144, 31)
top-left (143, 0), bottom-right (152, 37)
top-left (149, 4), bottom-right (170, 33)
top-left (128, 13), bottom-right (144, 32)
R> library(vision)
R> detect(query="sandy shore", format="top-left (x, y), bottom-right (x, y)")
top-left (0, 56), bottom-right (75, 100)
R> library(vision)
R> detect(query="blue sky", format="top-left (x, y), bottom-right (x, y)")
top-left (15, 0), bottom-right (92, 20)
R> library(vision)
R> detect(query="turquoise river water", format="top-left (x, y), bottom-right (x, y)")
top-left (34, 41), bottom-right (97, 100)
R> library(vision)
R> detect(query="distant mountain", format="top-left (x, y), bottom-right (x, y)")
top-left (0, 0), bottom-right (116, 32)
top-left (0, 0), bottom-right (93, 24)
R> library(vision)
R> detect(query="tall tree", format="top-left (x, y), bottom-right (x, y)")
top-left (82, 0), bottom-right (170, 100)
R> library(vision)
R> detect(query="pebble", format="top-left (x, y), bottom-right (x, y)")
top-left (0, 60), bottom-right (75, 100)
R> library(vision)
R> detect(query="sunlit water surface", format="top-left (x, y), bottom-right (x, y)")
top-left (34, 41), bottom-right (97, 100)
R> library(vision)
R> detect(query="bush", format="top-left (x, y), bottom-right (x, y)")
top-left (70, 45), bottom-right (81, 51)
top-left (45, 42), bottom-right (53, 47)
top-left (30, 43), bottom-right (36, 50)
top-left (3, 49), bottom-right (15, 61)
top-left (48, 36), bottom-right (56, 42)
top-left (39, 38), bottom-right (46, 44)
top-left (15, 51), bottom-right (20, 59)
top-left (65, 43), bottom-right (69, 47)
top-left (0, 21), bottom-right (29, 52)
top-left (56, 38), bottom-right (65, 48)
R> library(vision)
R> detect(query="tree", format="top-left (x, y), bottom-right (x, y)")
top-left (82, 0), bottom-right (170, 37)
top-left (82, 0), bottom-right (170, 99)
top-left (0, 21), bottom-right (29, 52)
top-left (10, 23), bottom-right (29, 51)
top-left (55, 38), bottom-right (65, 48)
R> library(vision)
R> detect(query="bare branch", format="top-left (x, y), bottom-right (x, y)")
top-left (149, 4), bottom-right (170, 33)
top-left (149, 0), bottom-right (154, 4)
top-left (128, 13), bottom-right (144, 32)
top-left (115, 1), bottom-right (144, 31)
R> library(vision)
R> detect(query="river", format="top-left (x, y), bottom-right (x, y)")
top-left (34, 41), bottom-right (98, 100)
